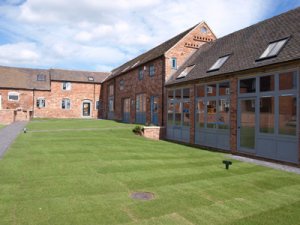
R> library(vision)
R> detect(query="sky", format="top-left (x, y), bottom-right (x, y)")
top-left (0, 0), bottom-right (299, 72)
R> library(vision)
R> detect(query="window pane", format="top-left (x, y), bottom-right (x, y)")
top-left (207, 100), bottom-right (217, 128)
top-left (175, 89), bottom-right (181, 100)
top-left (183, 102), bottom-right (190, 126)
top-left (196, 100), bottom-right (205, 128)
top-left (219, 99), bottom-right (230, 129)
top-left (168, 90), bottom-right (173, 100)
top-left (167, 102), bottom-right (174, 125)
top-left (183, 88), bottom-right (190, 99)
top-left (260, 97), bottom-right (274, 133)
top-left (279, 95), bottom-right (297, 136)
top-left (219, 82), bottom-right (230, 96)
top-left (174, 102), bottom-right (181, 126)
top-left (207, 84), bottom-right (217, 96)
top-left (240, 78), bottom-right (256, 93)
top-left (109, 98), bottom-right (114, 112)
top-left (196, 85), bottom-right (205, 98)
top-left (279, 71), bottom-right (297, 90)
top-left (260, 75), bottom-right (274, 92)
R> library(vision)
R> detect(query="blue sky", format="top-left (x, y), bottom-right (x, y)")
top-left (0, 0), bottom-right (299, 72)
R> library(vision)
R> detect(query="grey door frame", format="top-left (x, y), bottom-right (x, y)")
top-left (237, 97), bottom-right (257, 154)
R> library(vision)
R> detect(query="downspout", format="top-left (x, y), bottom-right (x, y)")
top-left (162, 56), bottom-right (166, 127)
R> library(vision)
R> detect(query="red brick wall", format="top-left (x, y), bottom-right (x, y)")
top-left (165, 23), bottom-right (216, 82)
top-left (0, 89), bottom-right (34, 110)
top-left (111, 57), bottom-right (165, 125)
top-left (0, 110), bottom-right (15, 124)
top-left (34, 81), bottom-right (101, 119)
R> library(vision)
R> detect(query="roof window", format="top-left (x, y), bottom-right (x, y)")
top-left (257, 37), bottom-right (289, 61)
top-left (208, 55), bottom-right (230, 72)
top-left (88, 76), bottom-right (94, 81)
top-left (177, 65), bottom-right (195, 79)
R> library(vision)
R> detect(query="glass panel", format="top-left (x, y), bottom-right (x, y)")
top-left (240, 78), bottom-right (256, 93)
top-left (183, 88), bottom-right (190, 99)
top-left (109, 85), bottom-right (114, 96)
top-left (219, 82), bottom-right (230, 96)
top-left (152, 97), bottom-right (158, 113)
top-left (196, 85), bottom-right (205, 97)
top-left (141, 94), bottom-right (146, 112)
top-left (174, 102), bottom-right (182, 126)
top-left (259, 97), bottom-right (274, 133)
top-left (260, 42), bottom-right (276, 58)
top-left (196, 100), bottom-right (205, 128)
top-left (123, 99), bottom-right (130, 113)
top-left (109, 98), bottom-right (114, 112)
top-left (175, 89), bottom-right (181, 100)
top-left (167, 102), bottom-right (174, 125)
top-left (219, 99), bottom-right (230, 129)
top-left (183, 102), bottom-right (190, 126)
top-left (207, 84), bottom-right (217, 96)
top-left (260, 75), bottom-right (274, 92)
top-left (279, 71), bottom-right (297, 90)
top-left (168, 90), bottom-right (174, 100)
top-left (207, 100), bottom-right (217, 128)
top-left (279, 95), bottom-right (297, 136)
top-left (240, 99), bottom-right (256, 149)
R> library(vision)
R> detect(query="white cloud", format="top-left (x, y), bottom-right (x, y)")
top-left (0, 0), bottom-right (276, 71)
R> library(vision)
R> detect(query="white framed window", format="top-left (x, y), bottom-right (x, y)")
top-left (207, 86), bottom-right (213, 94)
top-left (62, 98), bottom-right (71, 109)
top-left (177, 65), bottom-right (195, 79)
top-left (36, 98), bottom-right (46, 108)
top-left (8, 92), bottom-right (19, 101)
top-left (62, 82), bottom-right (71, 91)
top-left (171, 57), bottom-right (177, 69)
top-left (37, 74), bottom-right (46, 81)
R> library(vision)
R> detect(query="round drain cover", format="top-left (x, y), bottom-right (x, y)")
top-left (130, 192), bottom-right (155, 200)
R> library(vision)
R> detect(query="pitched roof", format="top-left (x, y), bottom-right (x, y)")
top-left (0, 66), bottom-right (110, 90)
top-left (0, 66), bottom-right (50, 90)
top-left (106, 24), bottom-right (199, 81)
top-left (167, 7), bottom-right (300, 86)
top-left (50, 69), bottom-right (110, 83)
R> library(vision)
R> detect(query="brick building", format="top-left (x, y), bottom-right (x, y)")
top-left (101, 22), bottom-right (216, 126)
top-left (165, 8), bottom-right (300, 165)
top-left (0, 66), bottom-right (109, 124)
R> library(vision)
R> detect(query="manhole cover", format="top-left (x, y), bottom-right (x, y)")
top-left (130, 192), bottom-right (155, 200)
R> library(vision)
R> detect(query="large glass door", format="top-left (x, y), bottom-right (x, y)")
top-left (122, 98), bottom-right (130, 123)
top-left (150, 96), bottom-right (159, 125)
top-left (238, 98), bottom-right (256, 153)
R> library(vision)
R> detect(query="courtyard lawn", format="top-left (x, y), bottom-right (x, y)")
top-left (0, 119), bottom-right (300, 225)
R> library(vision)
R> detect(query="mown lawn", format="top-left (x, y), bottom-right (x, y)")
top-left (0, 119), bottom-right (300, 225)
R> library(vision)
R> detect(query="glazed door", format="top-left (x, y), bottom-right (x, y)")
top-left (123, 98), bottom-right (130, 123)
top-left (82, 102), bottom-right (91, 117)
top-left (150, 96), bottom-right (158, 125)
top-left (0, 95), bottom-right (2, 109)
top-left (238, 98), bottom-right (256, 153)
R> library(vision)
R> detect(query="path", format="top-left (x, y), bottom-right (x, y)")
top-left (228, 155), bottom-right (300, 175)
top-left (0, 121), bottom-right (28, 158)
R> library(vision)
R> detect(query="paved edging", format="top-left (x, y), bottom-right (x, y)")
top-left (0, 121), bottom-right (28, 159)
top-left (228, 155), bottom-right (300, 175)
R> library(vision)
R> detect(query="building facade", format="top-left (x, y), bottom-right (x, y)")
top-left (165, 8), bottom-right (300, 165)
top-left (101, 22), bottom-right (216, 126)
top-left (0, 67), bottom-right (109, 124)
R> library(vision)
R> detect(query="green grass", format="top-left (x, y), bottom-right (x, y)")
top-left (0, 124), bottom-right (5, 130)
top-left (0, 119), bottom-right (300, 225)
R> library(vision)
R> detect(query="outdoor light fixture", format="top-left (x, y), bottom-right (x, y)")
top-left (23, 128), bottom-right (27, 133)
top-left (222, 160), bottom-right (232, 170)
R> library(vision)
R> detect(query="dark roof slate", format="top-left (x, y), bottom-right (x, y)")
top-left (50, 69), bottom-right (110, 83)
top-left (167, 7), bottom-right (300, 86)
top-left (0, 66), bottom-right (50, 90)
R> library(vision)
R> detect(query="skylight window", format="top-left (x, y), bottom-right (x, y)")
top-left (208, 55), bottom-right (230, 72)
top-left (258, 38), bottom-right (289, 60)
top-left (88, 76), bottom-right (94, 81)
top-left (177, 65), bottom-right (195, 79)
top-left (131, 60), bottom-right (140, 68)
top-left (121, 66), bottom-right (130, 73)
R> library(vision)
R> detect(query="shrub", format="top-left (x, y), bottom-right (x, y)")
top-left (132, 125), bottom-right (144, 135)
